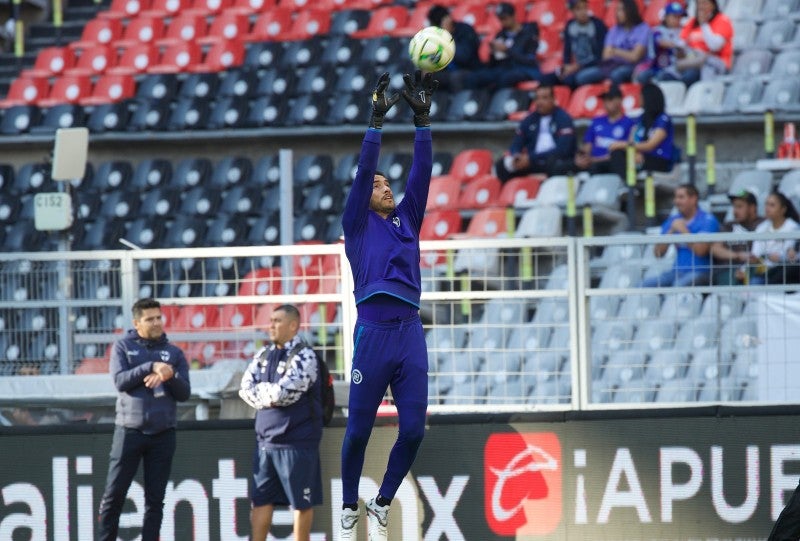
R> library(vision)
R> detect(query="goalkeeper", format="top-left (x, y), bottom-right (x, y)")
top-left (338, 70), bottom-right (437, 541)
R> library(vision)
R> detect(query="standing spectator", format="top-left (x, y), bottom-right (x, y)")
top-left (640, 183), bottom-right (720, 287)
top-left (495, 84), bottom-right (577, 182)
top-left (608, 83), bottom-right (676, 178)
top-left (575, 83), bottom-right (635, 174)
top-left (239, 304), bottom-right (323, 541)
top-left (557, 0), bottom-right (608, 88)
top-left (338, 70), bottom-right (435, 541)
top-left (635, 1), bottom-right (686, 84)
top-left (736, 191), bottom-right (800, 285)
top-left (677, 0), bottom-right (733, 85)
top-left (578, 0), bottom-right (650, 84)
top-left (98, 298), bottom-right (191, 541)
top-left (710, 188), bottom-right (764, 285)
top-left (464, 2), bottom-right (542, 90)
top-left (426, 5), bottom-right (481, 91)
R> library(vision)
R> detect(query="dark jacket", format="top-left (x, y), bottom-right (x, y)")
top-left (489, 22), bottom-right (540, 68)
top-left (511, 106), bottom-right (577, 165)
top-left (563, 16), bottom-right (607, 68)
top-left (110, 329), bottom-right (191, 434)
top-left (451, 21), bottom-right (482, 70)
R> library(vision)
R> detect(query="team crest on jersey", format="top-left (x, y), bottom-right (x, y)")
top-left (392, 216), bottom-right (401, 228)
top-left (159, 350), bottom-right (170, 362)
top-left (352, 369), bottom-right (363, 384)
top-left (613, 126), bottom-right (625, 138)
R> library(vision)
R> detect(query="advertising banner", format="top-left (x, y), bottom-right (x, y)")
top-left (1, 412), bottom-right (799, 540)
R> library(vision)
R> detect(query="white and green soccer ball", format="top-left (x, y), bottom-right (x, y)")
top-left (408, 26), bottom-right (456, 72)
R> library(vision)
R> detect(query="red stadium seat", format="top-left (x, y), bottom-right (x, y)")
top-left (172, 304), bottom-right (220, 331)
top-left (331, 0), bottom-right (392, 9)
top-left (537, 27), bottom-right (564, 61)
top-left (253, 303), bottom-right (276, 328)
top-left (99, 0), bottom-right (151, 19)
top-left (238, 267), bottom-right (282, 297)
top-left (147, 41), bottom-right (203, 73)
top-left (22, 47), bottom-right (75, 79)
top-left (498, 175), bottom-right (544, 207)
top-left (619, 82), bottom-right (642, 114)
top-left (218, 303), bottom-right (256, 329)
top-left (587, 0), bottom-right (606, 18)
top-left (75, 357), bottom-right (110, 374)
top-left (458, 174), bottom-right (502, 210)
top-left (244, 8), bottom-right (295, 42)
top-left (450, 4), bottom-right (492, 34)
top-left (70, 18), bottom-right (123, 50)
top-left (116, 17), bottom-right (165, 48)
top-left (160, 304), bottom-right (182, 329)
top-left (351, 6), bottom-right (408, 39)
top-left (141, 0), bottom-right (191, 18)
top-left (643, 0), bottom-right (671, 26)
top-left (420, 209), bottom-right (462, 240)
top-left (79, 73), bottom-right (135, 105)
top-left (449, 148), bottom-right (494, 183)
top-left (64, 45), bottom-right (116, 77)
top-left (526, 1), bottom-right (568, 33)
top-left (426, 175), bottom-right (462, 210)
top-left (37, 75), bottom-right (92, 107)
top-left (156, 14), bottom-right (208, 47)
top-left (183, 340), bottom-right (224, 366)
top-left (281, 9), bottom-right (331, 41)
top-left (197, 12), bottom-right (250, 45)
top-left (189, 40), bottom-right (245, 72)
top-left (461, 207), bottom-right (511, 238)
top-left (107, 43), bottom-right (159, 75)
top-left (230, 0), bottom-right (278, 15)
top-left (185, 0), bottom-right (233, 16)
top-left (567, 82), bottom-right (606, 119)
top-left (392, 2), bottom-right (434, 37)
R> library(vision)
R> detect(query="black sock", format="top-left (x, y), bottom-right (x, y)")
top-left (343, 503), bottom-right (358, 511)
top-left (376, 495), bottom-right (391, 507)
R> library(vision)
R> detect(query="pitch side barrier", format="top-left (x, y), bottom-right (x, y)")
top-left (0, 231), bottom-right (798, 415)
top-left (2, 406), bottom-right (800, 540)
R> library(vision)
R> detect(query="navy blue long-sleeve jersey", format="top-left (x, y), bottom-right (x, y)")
top-left (342, 128), bottom-right (432, 308)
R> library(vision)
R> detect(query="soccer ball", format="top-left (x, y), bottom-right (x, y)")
top-left (408, 26), bottom-right (455, 72)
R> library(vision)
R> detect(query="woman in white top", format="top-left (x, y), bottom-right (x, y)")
top-left (737, 191), bottom-right (800, 285)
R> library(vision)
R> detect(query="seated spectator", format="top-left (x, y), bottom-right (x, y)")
top-left (555, 0), bottom-right (608, 89)
top-left (574, 83), bottom-right (635, 174)
top-left (676, 0), bottom-right (733, 85)
top-left (640, 183), bottom-right (720, 287)
top-left (736, 191), bottom-right (800, 285)
top-left (710, 189), bottom-right (764, 285)
top-left (608, 83), bottom-right (676, 178)
top-left (494, 84), bottom-right (577, 182)
top-left (463, 3), bottom-right (543, 91)
top-left (635, 2), bottom-right (686, 84)
top-left (575, 0), bottom-right (650, 85)
top-left (426, 5), bottom-right (482, 92)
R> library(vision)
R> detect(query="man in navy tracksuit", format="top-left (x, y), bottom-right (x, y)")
top-left (98, 297), bottom-right (191, 541)
top-left (338, 70), bottom-right (436, 541)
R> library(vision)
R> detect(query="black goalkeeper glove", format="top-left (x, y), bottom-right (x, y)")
top-left (370, 72), bottom-right (400, 129)
top-left (401, 70), bottom-right (439, 128)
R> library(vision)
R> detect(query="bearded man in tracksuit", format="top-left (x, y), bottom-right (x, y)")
top-left (338, 70), bottom-right (437, 541)
top-left (98, 297), bottom-right (191, 541)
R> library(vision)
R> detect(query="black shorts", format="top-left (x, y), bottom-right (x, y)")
top-left (251, 446), bottom-right (322, 509)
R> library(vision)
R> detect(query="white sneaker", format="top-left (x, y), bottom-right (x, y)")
top-left (340, 506), bottom-right (360, 541)
top-left (365, 498), bottom-right (389, 541)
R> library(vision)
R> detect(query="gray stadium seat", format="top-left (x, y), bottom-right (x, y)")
top-left (754, 19), bottom-right (796, 50)
top-left (533, 175), bottom-right (571, 207)
top-left (507, 324), bottom-right (552, 357)
top-left (690, 347), bottom-right (734, 383)
top-left (617, 294), bottom-right (662, 320)
top-left (760, 0), bottom-right (800, 20)
top-left (726, 49), bottom-right (773, 81)
top-left (720, 316), bottom-right (758, 359)
top-left (731, 20), bottom-right (758, 53)
top-left (770, 50), bottom-right (800, 81)
top-left (676, 80), bottom-right (726, 115)
top-left (721, 79), bottom-right (764, 113)
top-left (598, 264), bottom-right (642, 289)
top-left (545, 264), bottom-right (569, 290)
top-left (516, 205), bottom-right (563, 237)
top-left (698, 377), bottom-right (742, 402)
top-left (575, 173), bottom-right (628, 231)
top-left (700, 293), bottom-right (746, 322)
top-left (660, 292), bottom-right (704, 319)
top-left (589, 238), bottom-right (645, 273)
top-left (742, 78), bottom-right (800, 113)
top-left (655, 379), bottom-right (696, 402)
top-left (631, 319), bottom-right (676, 353)
top-left (675, 317), bottom-right (720, 351)
top-left (532, 297), bottom-right (569, 325)
top-left (708, 168), bottom-right (773, 214)
top-left (592, 320), bottom-right (634, 357)
top-left (589, 295), bottom-right (621, 320)
top-left (646, 350), bottom-right (691, 385)
top-left (779, 169), bottom-right (800, 208)
top-left (726, 0), bottom-right (764, 21)
top-left (656, 80), bottom-right (687, 116)
top-left (487, 378), bottom-right (529, 402)
top-left (522, 350), bottom-right (565, 379)
top-left (481, 298), bottom-right (527, 326)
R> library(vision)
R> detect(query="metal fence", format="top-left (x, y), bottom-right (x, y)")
top-left (1, 231), bottom-right (798, 412)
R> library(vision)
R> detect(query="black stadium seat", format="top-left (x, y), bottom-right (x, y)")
top-left (30, 104), bottom-right (86, 134)
top-left (0, 105), bottom-right (40, 135)
top-left (139, 186), bottom-right (182, 218)
top-left (211, 156), bottom-right (253, 188)
top-left (168, 95), bottom-right (213, 130)
top-left (87, 102), bottom-right (131, 133)
top-left (219, 67), bottom-right (260, 99)
top-left (180, 185), bottom-right (222, 217)
top-left (173, 157), bottom-right (212, 190)
top-left (131, 158), bottom-right (172, 192)
top-left (127, 99), bottom-right (171, 131)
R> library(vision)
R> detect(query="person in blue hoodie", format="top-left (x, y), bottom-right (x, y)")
top-left (239, 304), bottom-right (322, 541)
top-left (98, 297), bottom-right (191, 541)
top-left (338, 70), bottom-right (436, 541)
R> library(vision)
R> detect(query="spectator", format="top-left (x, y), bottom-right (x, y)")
top-left (640, 183), bottom-right (720, 287)
top-left (710, 188), bottom-right (764, 285)
top-left (677, 0), bottom-right (733, 85)
top-left (635, 1), bottom-right (686, 84)
top-left (495, 84), bottom-right (577, 182)
top-left (608, 83), bottom-right (676, 179)
top-left (426, 5), bottom-right (481, 92)
top-left (736, 191), bottom-right (800, 285)
top-left (577, 0), bottom-right (650, 85)
top-left (463, 2), bottom-right (543, 91)
top-left (574, 83), bottom-right (635, 174)
top-left (239, 304), bottom-right (323, 541)
top-left (556, 0), bottom-right (608, 88)
top-left (98, 298), bottom-right (191, 541)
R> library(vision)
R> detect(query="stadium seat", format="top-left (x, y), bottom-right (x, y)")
top-left (230, 0), bottom-right (278, 15)
top-left (244, 7), bottom-right (295, 42)
top-left (64, 45), bottom-right (116, 77)
top-left (329, 9), bottom-right (371, 36)
top-left (148, 41), bottom-right (203, 73)
top-left (205, 213), bottom-right (248, 246)
top-left (721, 79), bottom-right (764, 113)
top-left (642, 0), bottom-right (670, 26)
top-left (127, 99), bottom-right (169, 131)
top-left (135, 73), bottom-right (179, 103)
top-left (726, 0), bottom-right (764, 20)
top-left (190, 40), bottom-right (245, 73)
top-left (131, 158), bottom-right (173, 191)
top-left (0, 77), bottom-right (49, 108)
top-left (351, 6), bottom-right (408, 39)
top-left (156, 13), bottom-right (208, 48)
top-left (727, 48), bottom-right (774, 81)
top-left (444, 89), bottom-right (491, 122)
top-left (99, 189), bottom-right (140, 220)
top-left (218, 303), bottom-right (255, 330)
top-left (243, 40), bottom-right (285, 70)
top-left (592, 320), bottom-right (634, 358)
top-left (186, 0), bottom-right (233, 16)
top-left (536, 27), bottom-right (564, 61)
top-left (485, 88), bottom-right (531, 121)
top-left (457, 174), bottom-right (501, 209)
top-left (426, 175), bottom-right (461, 210)
top-left (99, 0), bottom-right (150, 18)
top-left (36, 75), bottom-right (91, 107)
top-left (632, 319), bottom-right (676, 353)
top-left (295, 65), bottom-right (337, 96)
top-left (761, 0), bottom-right (800, 20)
top-left (515, 205), bottom-right (563, 238)
top-left (116, 17), bottom-right (164, 49)
top-left (172, 304), bottom-right (220, 332)
top-left (461, 207), bottom-right (510, 238)
top-left (450, 3), bottom-right (493, 34)
top-left (80, 74), bottom-right (135, 105)
top-left (22, 46), bottom-right (76, 79)
top-left (755, 19), bottom-right (796, 50)
top-left (675, 80), bottom-right (725, 115)
top-left (707, 168), bottom-right (772, 214)
top-left (124, 216), bottom-right (166, 248)
top-left (731, 19), bottom-right (758, 53)
top-left (744, 78), bottom-right (800, 113)
top-left (420, 209), bottom-right (462, 241)
top-left (498, 175), bottom-right (543, 207)
top-left (532, 175), bottom-right (573, 207)
top-left (656, 80), bottom-right (686, 116)
top-left (720, 316), bottom-right (758, 359)
top-left (29, 104), bottom-right (86, 134)
top-left (281, 37), bottom-right (325, 70)
top-left (139, 186), bottom-right (181, 217)
top-left (238, 266), bottom-right (282, 296)
top-left (567, 82), bottom-right (606, 119)
top-left (282, 9), bottom-right (331, 41)
top-left (70, 18), bottom-right (123, 51)
top-left (660, 292), bottom-right (704, 319)
top-left (198, 11), bottom-right (250, 45)
top-left (598, 264), bottom-right (642, 289)
top-left (302, 182), bottom-right (344, 214)
top-left (449, 148), bottom-right (494, 184)
top-left (179, 186), bottom-right (222, 216)
top-left (142, 0), bottom-right (191, 17)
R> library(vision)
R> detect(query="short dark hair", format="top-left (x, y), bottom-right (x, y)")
top-left (274, 304), bottom-right (301, 322)
top-left (427, 5), bottom-right (449, 27)
top-left (132, 298), bottom-right (161, 320)
top-left (374, 170), bottom-right (388, 181)
top-left (677, 183), bottom-right (699, 199)
top-left (535, 84), bottom-right (555, 97)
